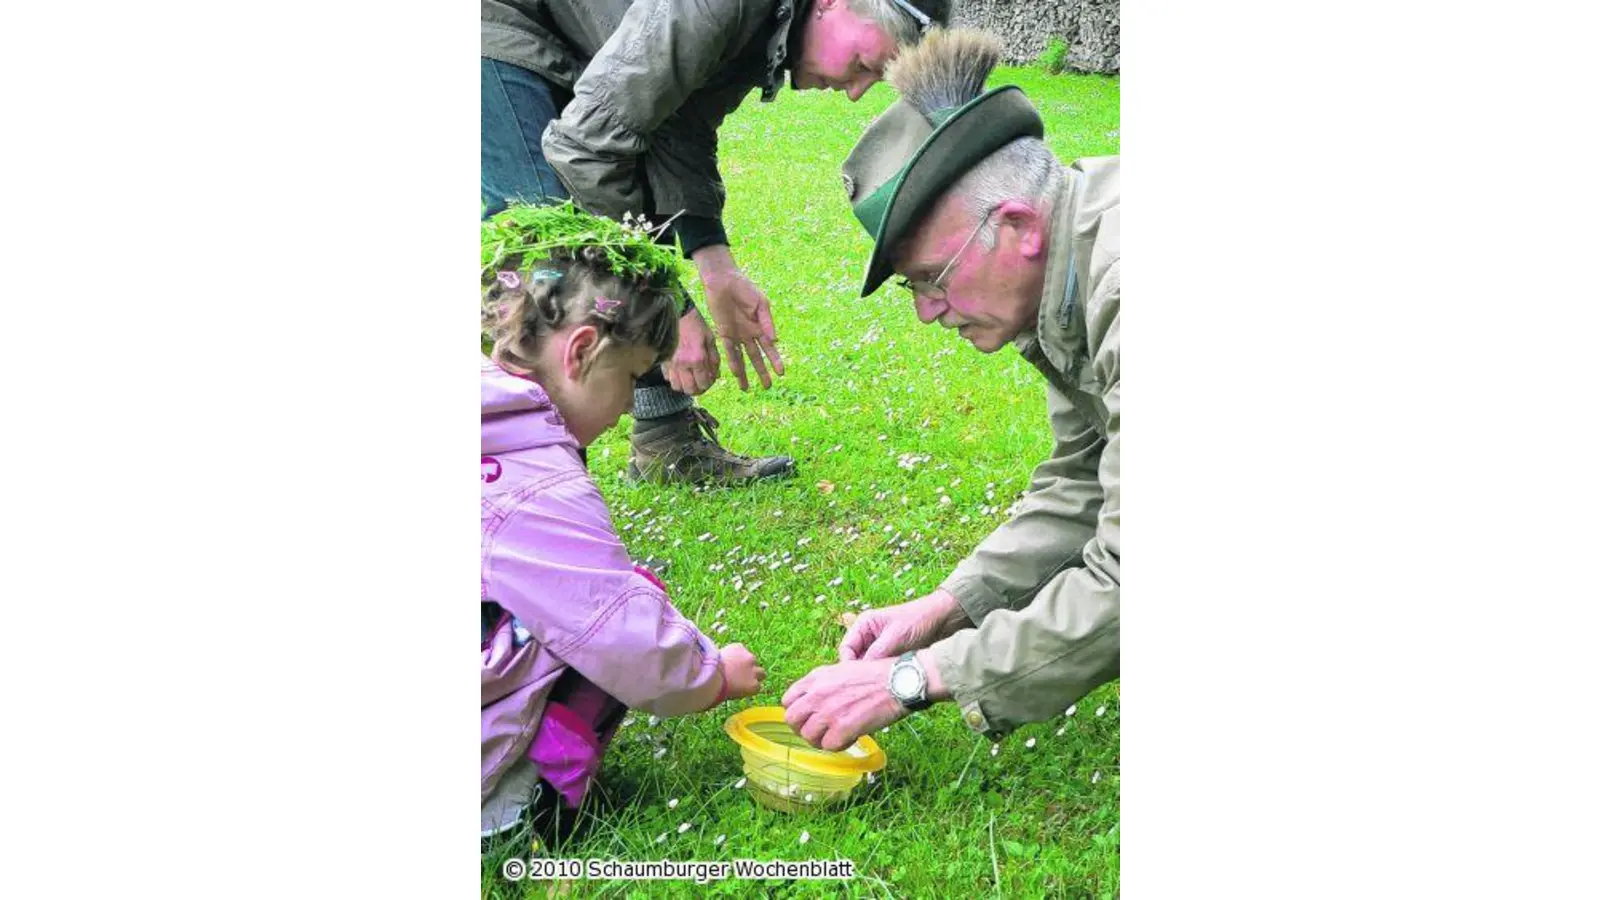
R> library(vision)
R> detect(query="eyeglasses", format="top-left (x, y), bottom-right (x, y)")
top-left (886, 0), bottom-right (933, 33)
top-left (895, 210), bottom-right (991, 301)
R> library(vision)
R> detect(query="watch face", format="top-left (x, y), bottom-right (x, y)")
top-left (890, 665), bottom-right (922, 698)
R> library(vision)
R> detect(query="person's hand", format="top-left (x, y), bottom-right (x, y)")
top-left (664, 306), bottom-right (720, 396)
top-left (693, 245), bottom-right (784, 391)
top-left (719, 642), bottom-right (767, 701)
top-left (839, 588), bottom-right (972, 662)
top-left (782, 657), bottom-right (910, 751)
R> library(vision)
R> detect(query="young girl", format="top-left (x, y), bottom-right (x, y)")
top-left (480, 206), bottom-right (766, 840)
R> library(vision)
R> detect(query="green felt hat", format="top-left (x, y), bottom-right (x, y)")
top-left (841, 85), bottom-right (1044, 296)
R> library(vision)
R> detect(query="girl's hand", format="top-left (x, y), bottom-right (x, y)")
top-left (719, 643), bottom-right (767, 701)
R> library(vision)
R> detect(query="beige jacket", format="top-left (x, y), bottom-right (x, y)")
top-left (930, 156), bottom-right (1122, 737)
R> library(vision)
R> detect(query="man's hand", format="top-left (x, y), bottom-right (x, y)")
top-left (664, 306), bottom-right (720, 395)
top-left (693, 245), bottom-right (784, 391)
top-left (781, 657), bottom-right (909, 751)
top-left (839, 588), bottom-right (972, 662)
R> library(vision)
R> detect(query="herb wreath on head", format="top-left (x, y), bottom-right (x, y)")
top-left (480, 202), bottom-right (691, 358)
top-left (481, 201), bottom-right (690, 294)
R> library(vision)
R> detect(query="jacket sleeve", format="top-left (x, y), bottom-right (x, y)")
top-left (932, 371), bottom-right (1120, 736)
top-left (939, 379), bottom-right (1107, 626)
top-left (933, 260), bottom-right (1121, 735)
top-left (541, 0), bottom-right (737, 229)
top-left (485, 471), bottom-right (723, 718)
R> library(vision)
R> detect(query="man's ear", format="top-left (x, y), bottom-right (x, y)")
top-left (994, 198), bottom-right (1048, 260)
top-left (560, 324), bottom-right (601, 381)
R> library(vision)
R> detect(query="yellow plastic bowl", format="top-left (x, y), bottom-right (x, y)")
top-left (723, 706), bottom-right (886, 813)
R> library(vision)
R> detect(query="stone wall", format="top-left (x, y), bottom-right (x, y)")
top-left (949, 0), bottom-right (1120, 75)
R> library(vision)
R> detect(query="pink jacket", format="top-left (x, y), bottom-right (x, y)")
top-left (480, 359), bottom-right (722, 807)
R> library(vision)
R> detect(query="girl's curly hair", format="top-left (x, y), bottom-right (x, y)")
top-left (481, 205), bottom-right (683, 376)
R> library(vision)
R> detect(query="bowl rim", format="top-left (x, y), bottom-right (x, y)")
top-left (723, 706), bottom-right (887, 776)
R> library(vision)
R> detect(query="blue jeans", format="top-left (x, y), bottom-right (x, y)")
top-left (480, 58), bottom-right (680, 399)
top-left (481, 58), bottom-right (572, 219)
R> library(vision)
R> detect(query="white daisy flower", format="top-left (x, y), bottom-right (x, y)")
top-left (1064, 705), bottom-right (1076, 717)
top-left (1092, 770), bottom-right (1102, 784)
top-left (647, 715), bottom-right (660, 727)
top-left (714, 834), bottom-right (726, 846)
top-left (1096, 705), bottom-right (1107, 717)
top-left (990, 744), bottom-right (1000, 757)
top-left (655, 833), bottom-right (667, 844)
top-left (678, 822), bottom-right (692, 834)
top-left (667, 798), bottom-right (679, 809)
top-left (1025, 737), bottom-right (1037, 749)
top-left (734, 777), bottom-right (747, 789)
top-left (654, 746), bottom-right (668, 759)
top-left (799, 831), bottom-right (810, 844)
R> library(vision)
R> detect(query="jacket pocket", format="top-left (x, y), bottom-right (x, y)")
top-left (526, 701), bottom-right (605, 809)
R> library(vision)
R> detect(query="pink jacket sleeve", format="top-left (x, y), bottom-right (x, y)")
top-left (485, 470), bottom-right (723, 717)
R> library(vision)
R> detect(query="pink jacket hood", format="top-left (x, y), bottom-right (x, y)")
top-left (481, 359), bottom-right (574, 457)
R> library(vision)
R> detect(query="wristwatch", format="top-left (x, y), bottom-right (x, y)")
top-left (887, 652), bottom-right (931, 711)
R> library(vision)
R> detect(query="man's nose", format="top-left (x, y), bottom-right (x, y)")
top-left (846, 76), bottom-right (877, 102)
top-left (913, 293), bottom-right (945, 324)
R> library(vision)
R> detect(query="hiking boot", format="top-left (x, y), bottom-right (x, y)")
top-left (627, 407), bottom-right (796, 486)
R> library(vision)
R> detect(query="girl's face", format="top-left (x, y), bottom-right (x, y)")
top-left (539, 325), bottom-right (659, 447)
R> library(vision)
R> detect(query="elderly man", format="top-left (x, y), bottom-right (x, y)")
top-left (482, 0), bottom-right (952, 484)
top-left (783, 28), bottom-right (1120, 749)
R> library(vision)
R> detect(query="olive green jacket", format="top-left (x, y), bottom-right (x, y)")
top-left (481, 0), bottom-right (798, 234)
top-left (929, 156), bottom-right (1122, 737)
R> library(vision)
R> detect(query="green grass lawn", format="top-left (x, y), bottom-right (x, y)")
top-left (484, 66), bottom-right (1120, 899)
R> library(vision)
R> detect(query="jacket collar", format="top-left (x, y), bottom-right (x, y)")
top-left (762, 0), bottom-right (800, 101)
top-left (480, 358), bottom-right (578, 455)
top-left (1015, 171), bottom-right (1083, 376)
